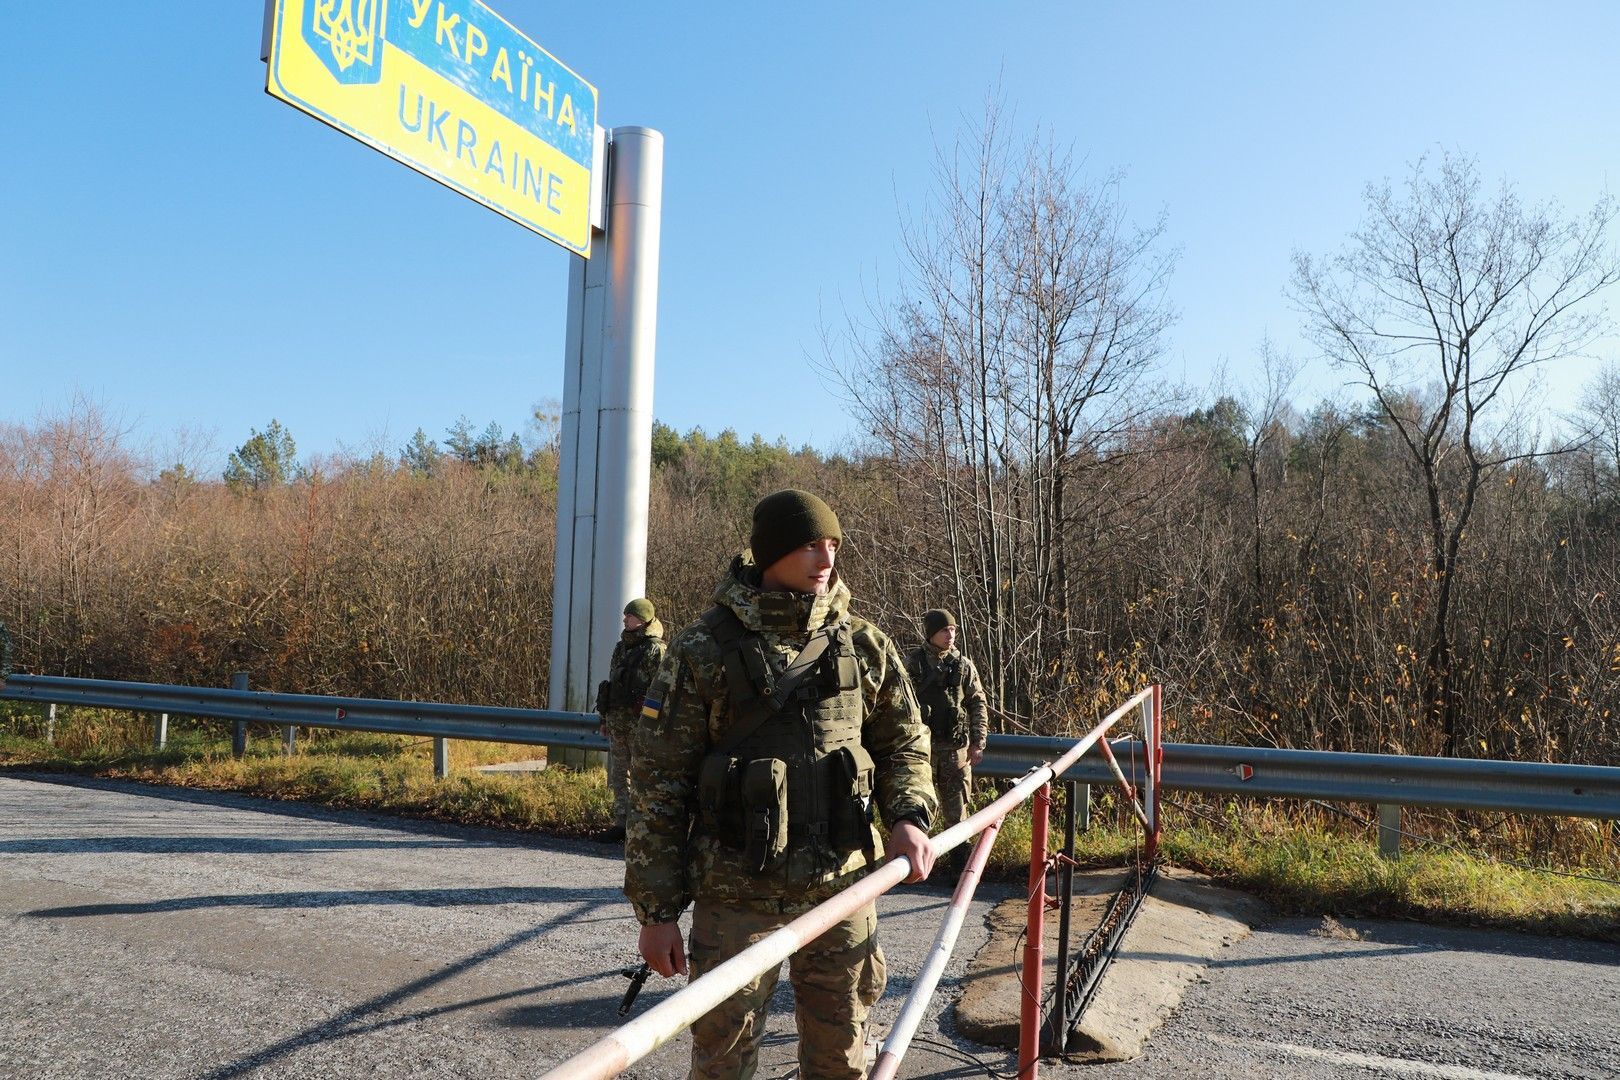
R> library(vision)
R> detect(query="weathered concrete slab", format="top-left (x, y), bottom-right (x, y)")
top-left (956, 866), bottom-right (1265, 1062)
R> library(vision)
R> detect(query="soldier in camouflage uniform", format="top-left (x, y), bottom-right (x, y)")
top-left (626, 489), bottom-right (938, 1080)
top-left (596, 598), bottom-right (666, 843)
top-left (906, 609), bottom-right (988, 832)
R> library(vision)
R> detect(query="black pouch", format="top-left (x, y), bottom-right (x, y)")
top-left (594, 679), bottom-right (612, 715)
top-left (828, 744), bottom-right (877, 851)
top-left (740, 757), bottom-right (789, 873)
top-left (698, 752), bottom-right (738, 833)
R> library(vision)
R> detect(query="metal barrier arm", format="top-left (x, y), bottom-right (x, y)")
top-left (538, 688), bottom-right (1155, 1080)
top-left (869, 817), bottom-right (1004, 1080)
top-left (1095, 736), bottom-right (1151, 829)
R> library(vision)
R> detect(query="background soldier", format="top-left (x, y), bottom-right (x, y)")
top-left (907, 609), bottom-right (988, 834)
top-left (626, 489), bottom-right (937, 1080)
top-left (595, 598), bottom-right (666, 844)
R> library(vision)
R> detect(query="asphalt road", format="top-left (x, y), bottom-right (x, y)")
top-left (2, 773), bottom-right (1616, 1079)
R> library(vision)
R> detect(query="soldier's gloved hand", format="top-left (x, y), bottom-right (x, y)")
top-left (886, 819), bottom-right (935, 882)
top-left (639, 921), bottom-right (687, 978)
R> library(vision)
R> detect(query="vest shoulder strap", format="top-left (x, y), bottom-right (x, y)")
top-left (700, 605), bottom-right (843, 756)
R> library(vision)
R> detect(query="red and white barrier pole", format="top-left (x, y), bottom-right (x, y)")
top-left (1146, 683), bottom-right (1163, 864)
top-left (1018, 782), bottom-right (1051, 1080)
top-left (868, 817), bottom-right (1004, 1080)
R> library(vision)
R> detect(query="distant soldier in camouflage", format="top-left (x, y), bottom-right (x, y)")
top-left (596, 598), bottom-right (666, 843)
top-left (626, 489), bottom-right (938, 1080)
top-left (906, 609), bottom-right (988, 832)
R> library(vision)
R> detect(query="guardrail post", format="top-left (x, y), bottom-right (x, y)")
top-left (155, 712), bottom-right (168, 750)
top-left (434, 737), bottom-right (450, 780)
top-left (46, 703), bottom-right (57, 745)
top-left (1378, 803), bottom-right (1402, 859)
top-left (1077, 783), bottom-right (1090, 832)
top-left (231, 672), bottom-right (249, 758)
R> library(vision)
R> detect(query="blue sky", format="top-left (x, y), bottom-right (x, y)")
top-left (4, 2), bottom-right (1618, 473)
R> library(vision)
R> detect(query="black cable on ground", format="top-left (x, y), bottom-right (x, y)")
top-left (906, 1035), bottom-right (1021, 1080)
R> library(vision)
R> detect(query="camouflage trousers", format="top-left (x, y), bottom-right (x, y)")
top-left (688, 897), bottom-right (886, 1080)
top-left (604, 713), bottom-right (635, 827)
top-left (931, 743), bottom-right (972, 830)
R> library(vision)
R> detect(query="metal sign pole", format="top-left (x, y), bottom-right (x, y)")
top-left (548, 128), bottom-right (662, 767)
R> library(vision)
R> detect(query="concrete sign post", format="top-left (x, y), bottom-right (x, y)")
top-left (548, 128), bottom-right (663, 767)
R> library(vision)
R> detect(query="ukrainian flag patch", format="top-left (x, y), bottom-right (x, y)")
top-left (640, 695), bottom-right (661, 721)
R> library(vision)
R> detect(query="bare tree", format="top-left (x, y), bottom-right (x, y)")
top-left (1292, 152), bottom-right (1620, 754)
top-left (1232, 342), bottom-right (1302, 606)
top-left (827, 102), bottom-right (1175, 728)
top-left (1575, 361), bottom-right (1620, 498)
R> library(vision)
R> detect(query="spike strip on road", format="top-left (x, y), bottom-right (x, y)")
top-left (538, 686), bottom-right (1155, 1080)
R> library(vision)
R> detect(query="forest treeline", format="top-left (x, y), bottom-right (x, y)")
top-left (4, 133), bottom-right (1619, 767)
top-left (2, 386), bottom-right (1616, 766)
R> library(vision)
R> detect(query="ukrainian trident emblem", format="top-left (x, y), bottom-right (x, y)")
top-left (304, 0), bottom-right (385, 85)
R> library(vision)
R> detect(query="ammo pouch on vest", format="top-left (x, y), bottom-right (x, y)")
top-left (927, 709), bottom-right (969, 747)
top-left (828, 744), bottom-right (877, 851)
top-left (594, 679), bottom-right (612, 716)
top-left (699, 753), bottom-right (789, 873)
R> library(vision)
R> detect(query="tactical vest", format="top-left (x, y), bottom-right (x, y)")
top-left (913, 648), bottom-right (968, 745)
top-left (695, 605), bottom-right (875, 879)
top-left (607, 635), bottom-right (656, 709)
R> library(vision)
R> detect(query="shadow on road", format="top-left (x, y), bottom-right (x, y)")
top-left (0, 836), bottom-right (468, 855)
top-left (26, 884), bottom-right (625, 918)
top-left (195, 898), bottom-right (620, 1080)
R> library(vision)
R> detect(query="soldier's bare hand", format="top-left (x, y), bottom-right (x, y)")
top-left (968, 744), bottom-right (985, 766)
top-left (886, 819), bottom-right (935, 882)
top-left (639, 921), bottom-right (687, 978)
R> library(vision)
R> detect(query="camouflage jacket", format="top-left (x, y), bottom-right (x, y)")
top-left (905, 645), bottom-right (989, 749)
top-left (598, 620), bottom-right (666, 721)
top-left (624, 554), bottom-right (937, 925)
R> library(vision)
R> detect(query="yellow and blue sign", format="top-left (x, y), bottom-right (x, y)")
top-left (267, 0), bottom-right (598, 255)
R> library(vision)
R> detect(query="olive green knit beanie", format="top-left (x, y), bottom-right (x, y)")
top-left (749, 489), bottom-right (842, 572)
top-left (623, 598), bottom-right (655, 622)
top-left (922, 608), bottom-right (956, 639)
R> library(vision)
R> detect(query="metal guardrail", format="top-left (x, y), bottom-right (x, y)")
top-left (0, 673), bottom-right (602, 752)
top-left (981, 736), bottom-right (1620, 820)
top-left (4, 674), bottom-right (1619, 820)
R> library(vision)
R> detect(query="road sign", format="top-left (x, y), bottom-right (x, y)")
top-left (265, 0), bottom-right (598, 255)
